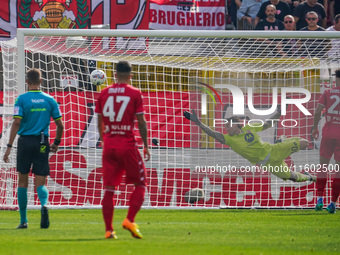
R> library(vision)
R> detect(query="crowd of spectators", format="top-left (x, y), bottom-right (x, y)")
top-left (227, 0), bottom-right (340, 59)
top-left (229, 0), bottom-right (339, 58)
top-left (229, 0), bottom-right (339, 31)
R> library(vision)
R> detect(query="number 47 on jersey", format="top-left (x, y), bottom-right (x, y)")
top-left (102, 96), bottom-right (130, 122)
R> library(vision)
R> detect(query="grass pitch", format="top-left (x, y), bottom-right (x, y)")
top-left (0, 209), bottom-right (339, 255)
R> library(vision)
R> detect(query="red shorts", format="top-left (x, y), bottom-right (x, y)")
top-left (102, 146), bottom-right (147, 187)
top-left (320, 136), bottom-right (340, 161)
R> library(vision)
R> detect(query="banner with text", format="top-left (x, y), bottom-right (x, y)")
top-left (149, 0), bottom-right (225, 30)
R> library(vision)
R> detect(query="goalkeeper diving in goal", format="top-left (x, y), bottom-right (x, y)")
top-left (184, 109), bottom-right (317, 183)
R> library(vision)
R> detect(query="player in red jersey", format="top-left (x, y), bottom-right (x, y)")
top-left (95, 61), bottom-right (150, 238)
top-left (312, 69), bottom-right (340, 213)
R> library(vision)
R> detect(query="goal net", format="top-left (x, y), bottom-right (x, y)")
top-left (1, 29), bottom-right (339, 209)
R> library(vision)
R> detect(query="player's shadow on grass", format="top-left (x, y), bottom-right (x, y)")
top-left (39, 238), bottom-right (104, 242)
top-left (274, 213), bottom-right (331, 216)
top-left (0, 228), bottom-right (22, 231)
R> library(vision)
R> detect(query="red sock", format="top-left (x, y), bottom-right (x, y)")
top-left (316, 171), bottom-right (327, 197)
top-left (331, 178), bottom-right (340, 203)
top-left (102, 189), bottom-right (115, 231)
top-left (127, 185), bottom-right (146, 222)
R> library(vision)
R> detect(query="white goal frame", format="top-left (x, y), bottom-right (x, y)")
top-left (1, 28), bottom-right (339, 209)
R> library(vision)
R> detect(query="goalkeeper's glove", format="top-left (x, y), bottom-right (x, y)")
top-left (183, 110), bottom-right (200, 125)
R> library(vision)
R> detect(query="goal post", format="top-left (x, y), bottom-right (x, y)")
top-left (1, 29), bottom-right (340, 209)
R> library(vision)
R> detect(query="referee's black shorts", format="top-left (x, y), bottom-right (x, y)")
top-left (17, 135), bottom-right (50, 176)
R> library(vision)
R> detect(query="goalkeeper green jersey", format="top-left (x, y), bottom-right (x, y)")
top-left (223, 124), bottom-right (272, 165)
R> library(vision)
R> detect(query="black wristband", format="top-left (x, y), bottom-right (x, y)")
top-left (53, 139), bottom-right (61, 146)
top-left (7, 144), bottom-right (12, 148)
